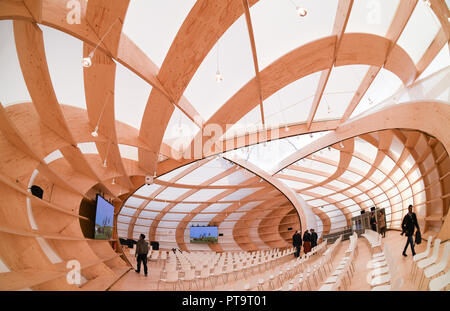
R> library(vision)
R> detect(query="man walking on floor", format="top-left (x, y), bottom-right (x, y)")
top-left (135, 234), bottom-right (149, 276)
top-left (401, 205), bottom-right (420, 257)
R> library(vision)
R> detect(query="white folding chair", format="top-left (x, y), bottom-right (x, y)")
top-left (421, 242), bottom-right (450, 289)
top-left (428, 270), bottom-right (450, 291)
top-left (411, 236), bottom-right (433, 274)
top-left (371, 277), bottom-right (403, 291)
top-left (158, 270), bottom-right (180, 290)
top-left (415, 239), bottom-right (441, 283)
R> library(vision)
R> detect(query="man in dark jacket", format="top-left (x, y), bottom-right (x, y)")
top-left (310, 229), bottom-right (318, 249)
top-left (370, 212), bottom-right (377, 232)
top-left (303, 230), bottom-right (311, 254)
top-left (292, 231), bottom-right (302, 257)
top-left (135, 234), bottom-right (149, 276)
top-left (401, 205), bottom-right (420, 257)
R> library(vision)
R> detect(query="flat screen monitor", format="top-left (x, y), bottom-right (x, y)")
top-left (94, 194), bottom-right (114, 240)
top-left (190, 226), bottom-right (218, 243)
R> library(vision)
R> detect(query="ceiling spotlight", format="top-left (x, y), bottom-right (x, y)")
top-left (111, 178), bottom-right (115, 185)
top-left (296, 7), bottom-right (307, 17)
top-left (82, 51), bottom-right (94, 68)
top-left (91, 125), bottom-right (99, 137)
top-left (215, 70), bottom-right (223, 83)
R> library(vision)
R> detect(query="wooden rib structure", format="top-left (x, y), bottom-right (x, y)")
top-left (0, 0), bottom-right (449, 290)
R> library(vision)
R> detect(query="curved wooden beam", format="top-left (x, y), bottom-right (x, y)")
top-left (183, 33), bottom-right (417, 159)
top-left (138, 0), bottom-right (259, 168)
top-left (224, 155), bottom-right (308, 237)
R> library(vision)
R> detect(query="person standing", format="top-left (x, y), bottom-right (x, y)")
top-left (292, 230), bottom-right (302, 257)
top-left (310, 229), bottom-right (318, 249)
top-left (401, 205), bottom-right (420, 257)
top-left (378, 210), bottom-right (387, 238)
top-left (370, 212), bottom-right (377, 232)
top-left (303, 230), bottom-right (311, 254)
top-left (135, 234), bottom-right (149, 276)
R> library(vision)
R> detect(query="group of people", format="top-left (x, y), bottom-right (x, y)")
top-left (292, 229), bottom-right (318, 257)
top-left (370, 209), bottom-right (387, 238)
top-left (133, 205), bottom-right (421, 277)
top-left (368, 205), bottom-right (421, 257)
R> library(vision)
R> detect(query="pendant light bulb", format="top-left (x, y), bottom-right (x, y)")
top-left (215, 70), bottom-right (223, 83)
top-left (82, 51), bottom-right (94, 68)
top-left (103, 159), bottom-right (107, 168)
top-left (297, 7), bottom-right (307, 17)
top-left (111, 178), bottom-right (115, 185)
top-left (91, 125), bottom-right (99, 137)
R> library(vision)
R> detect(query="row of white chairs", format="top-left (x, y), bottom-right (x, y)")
top-left (410, 236), bottom-right (449, 290)
top-left (248, 242), bottom-right (326, 291)
top-left (367, 243), bottom-right (403, 291)
top-left (157, 247), bottom-right (296, 290)
top-left (267, 240), bottom-right (330, 291)
top-left (361, 229), bottom-right (382, 254)
top-left (318, 234), bottom-right (356, 291)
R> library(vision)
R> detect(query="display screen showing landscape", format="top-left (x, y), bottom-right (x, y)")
top-left (190, 226), bottom-right (218, 243)
top-left (94, 195), bottom-right (114, 240)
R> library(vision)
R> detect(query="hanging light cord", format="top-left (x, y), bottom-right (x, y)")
top-left (103, 127), bottom-right (115, 166)
top-left (90, 18), bottom-right (120, 56)
top-left (216, 40), bottom-right (220, 72)
top-left (94, 92), bottom-right (111, 130)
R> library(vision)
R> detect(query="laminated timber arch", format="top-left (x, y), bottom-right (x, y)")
top-left (0, 0), bottom-right (449, 291)
top-left (272, 101), bottom-right (450, 237)
top-left (183, 32), bottom-right (419, 157)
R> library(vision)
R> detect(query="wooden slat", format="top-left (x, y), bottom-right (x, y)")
top-left (340, 0), bottom-right (418, 124)
top-left (0, 253), bottom-right (121, 291)
top-left (0, 171), bottom-right (88, 221)
top-left (242, 0), bottom-right (265, 125)
top-left (13, 20), bottom-right (76, 145)
top-left (416, 28), bottom-right (448, 79)
top-left (81, 266), bottom-right (131, 291)
top-left (305, 0), bottom-right (353, 128)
